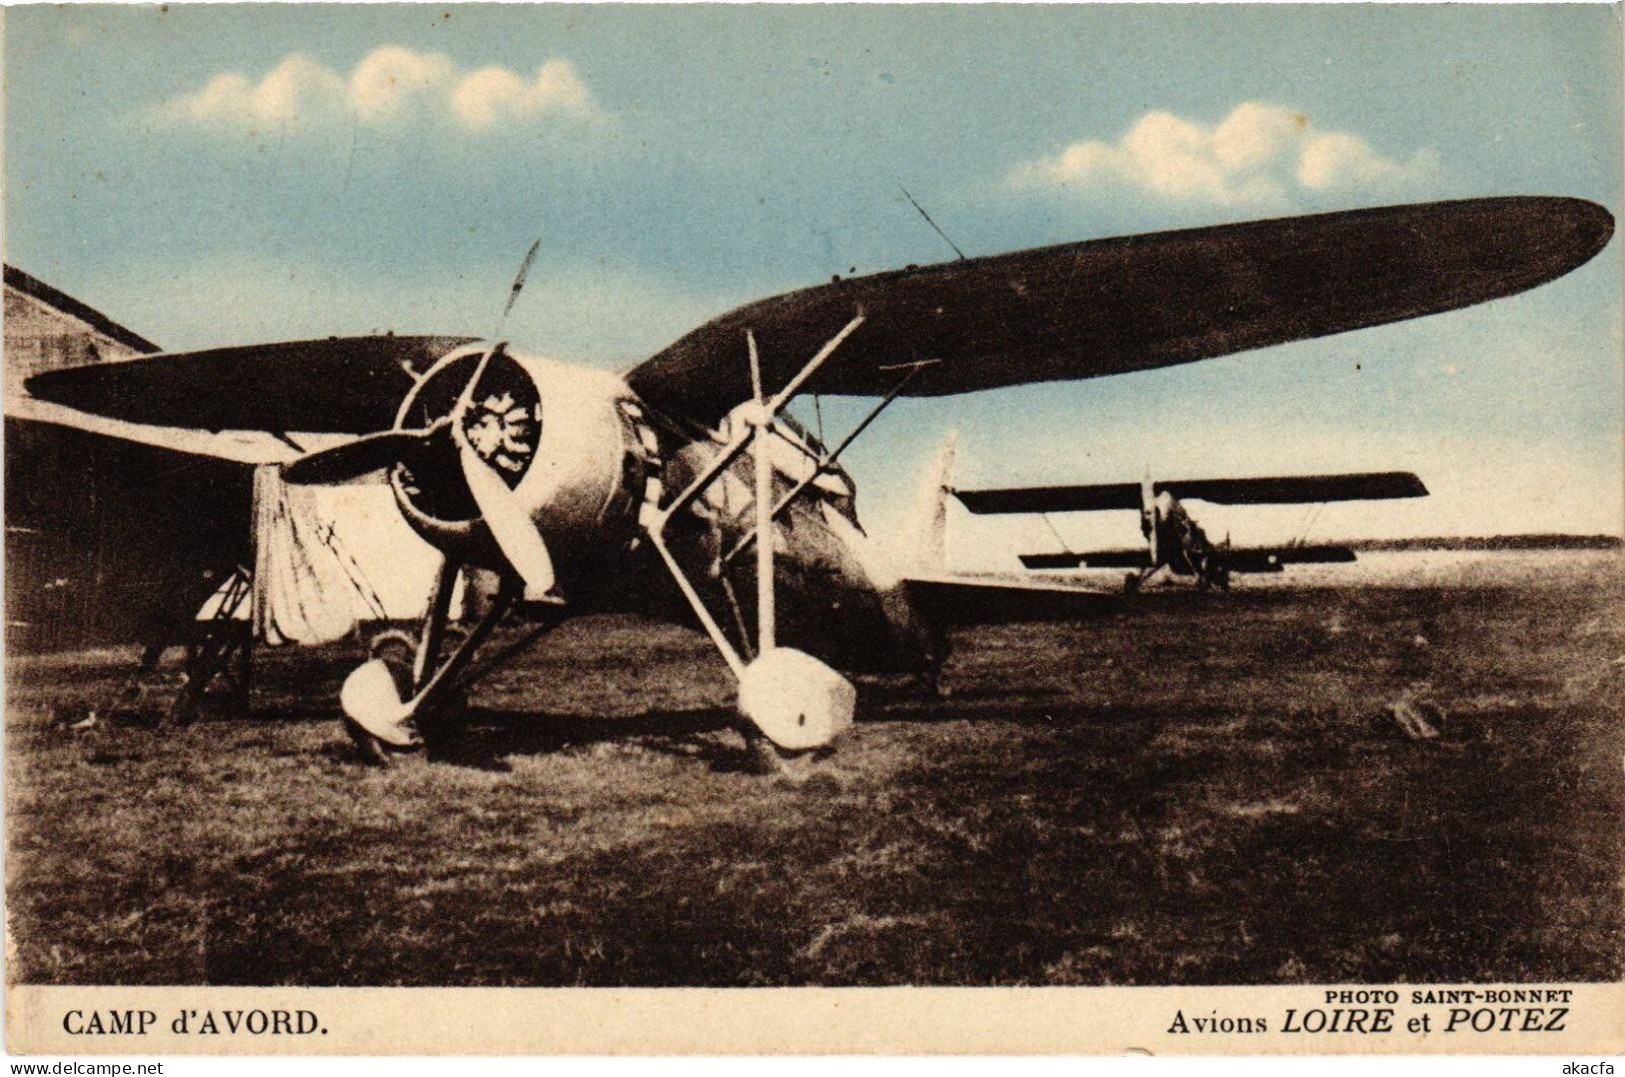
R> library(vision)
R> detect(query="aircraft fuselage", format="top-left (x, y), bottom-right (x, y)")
top-left (388, 343), bottom-right (938, 678)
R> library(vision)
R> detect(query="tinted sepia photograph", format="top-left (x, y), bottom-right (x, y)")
top-left (3, 1), bottom-right (1621, 1056)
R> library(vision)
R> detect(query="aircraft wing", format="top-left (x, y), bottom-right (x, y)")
top-left (956, 471), bottom-right (1427, 515)
top-left (6, 393), bottom-right (319, 466)
top-left (957, 483), bottom-right (1142, 515)
top-left (1041, 550), bottom-right (1152, 570)
top-left (1020, 551), bottom-right (1115, 570)
top-left (23, 335), bottom-right (477, 436)
top-left (627, 197), bottom-right (1613, 426)
top-left (1159, 472), bottom-right (1427, 504)
top-left (902, 573), bottom-right (1124, 625)
top-left (21, 200), bottom-right (1613, 440)
top-left (1017, 545), bottom-right (1358, 573)
top-left (1221, 545), bottom-right (1358, 572)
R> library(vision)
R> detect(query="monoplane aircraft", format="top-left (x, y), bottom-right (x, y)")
top-left (24, 197), bottom-right (1613, 763)
top-left (953, 470), bottom-right (1429, 591)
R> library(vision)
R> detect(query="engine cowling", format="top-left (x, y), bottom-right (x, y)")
top-left (389, 343), bottom-right (656, 591)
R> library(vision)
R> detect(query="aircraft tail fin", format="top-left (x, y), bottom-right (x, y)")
top-left (896, 432), bottom-right (958, 575)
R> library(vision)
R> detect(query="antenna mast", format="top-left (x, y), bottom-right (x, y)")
top-left (900, 186), bottom-right (966, 261)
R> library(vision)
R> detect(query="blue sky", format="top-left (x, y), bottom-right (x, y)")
top-left (5, 4), bottom-right (1621, 563)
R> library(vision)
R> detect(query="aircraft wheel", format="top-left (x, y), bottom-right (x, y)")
top-left (1124, 572), bottom-right (1142, 594)
top-left (343, 642), bottom-right (422, 767)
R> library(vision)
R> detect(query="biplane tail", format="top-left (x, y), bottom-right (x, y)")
top-left (895, 431), bottom-right (958, 576)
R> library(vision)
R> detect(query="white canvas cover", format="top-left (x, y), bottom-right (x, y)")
top-left (249, 465), bottom-right (390, 645)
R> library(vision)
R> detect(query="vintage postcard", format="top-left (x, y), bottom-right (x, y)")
top-left (3, 2), bottom-right (1621, 1058)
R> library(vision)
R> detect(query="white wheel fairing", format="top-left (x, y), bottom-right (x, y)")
top-left (737, 647), bottom-right (856, 750)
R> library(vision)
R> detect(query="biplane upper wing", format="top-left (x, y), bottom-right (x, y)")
top-left (628, 197), bottom-right (1612, 426)
top-left (960, 472), bottom-right (1428, 515)
top-left (957, 483), bottom-right (1143, 515)
top-left (1159, 472), bottom-right (1428, 505)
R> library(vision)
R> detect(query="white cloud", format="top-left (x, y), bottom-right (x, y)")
top-left (154, 46), bottom-right (605, 134)
top-left (169, 56), bottom-right (347, 130)
top-left (452, 60), bottom-right (594, 130)
top-left (348, 46), bottom-right (456, 124)
top-left (1008, 102), bottom-right (1440, 208)
top-left (1296, 131), bottom-right (1436, 193)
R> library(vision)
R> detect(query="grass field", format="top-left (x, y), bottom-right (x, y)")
top-left (6, 552), bottom-right (1622, 986)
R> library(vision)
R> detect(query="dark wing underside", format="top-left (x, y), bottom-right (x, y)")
top-left (1161, 472), bottom-right (1427, 505)
top-left (958, 472), bottom-right (1427, 515)
top-left (958, 483), bottom-right (1144, 515)
top-left (24, 336), bottom-right (476, 434)
top-left (20, 200), bottom-right (1612, 439)
top-left (1220, 545), bottom-right (1358, 572)
top-left (1076, 550), bottom-right (1154, 570)
top-left (1019, 545), bottom-right (1358, 572)
top-left (1019, 550), bottom-right (1137, 570)
top-left (628, 197), bottom-right (1613, 426)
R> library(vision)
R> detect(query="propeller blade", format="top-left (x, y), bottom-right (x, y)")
top-left (453, 426), bottom-right (557, 603)
top-left (496, 238), bottom-right (542, 335)
top-left (284, 429), bottom-right (431, 485)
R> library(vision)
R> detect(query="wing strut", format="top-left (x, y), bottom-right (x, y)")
top-left (1040, 513), bottom-right (1074, 556)
top-left (721, 357), bottom-right (936, 569)
top-left (748, 331), bottom-right (775, 653)
top-left (642, 312), bottom-right (866, 676)
top-left (641, 314), bottom-right (867, 751)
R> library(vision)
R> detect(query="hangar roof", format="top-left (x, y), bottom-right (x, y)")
top-left (4, 264), bottom-right (158, 356)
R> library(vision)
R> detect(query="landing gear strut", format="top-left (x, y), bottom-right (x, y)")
top-left (640, 316), bottom-right (868, 763)
top-left (340, 561), bottom-right (563, 764)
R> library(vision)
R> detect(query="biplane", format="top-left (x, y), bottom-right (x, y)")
top-left (953, 470), bottom-right (1430, 592)
top-left (22, 197), bottom-right (1614, 763)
